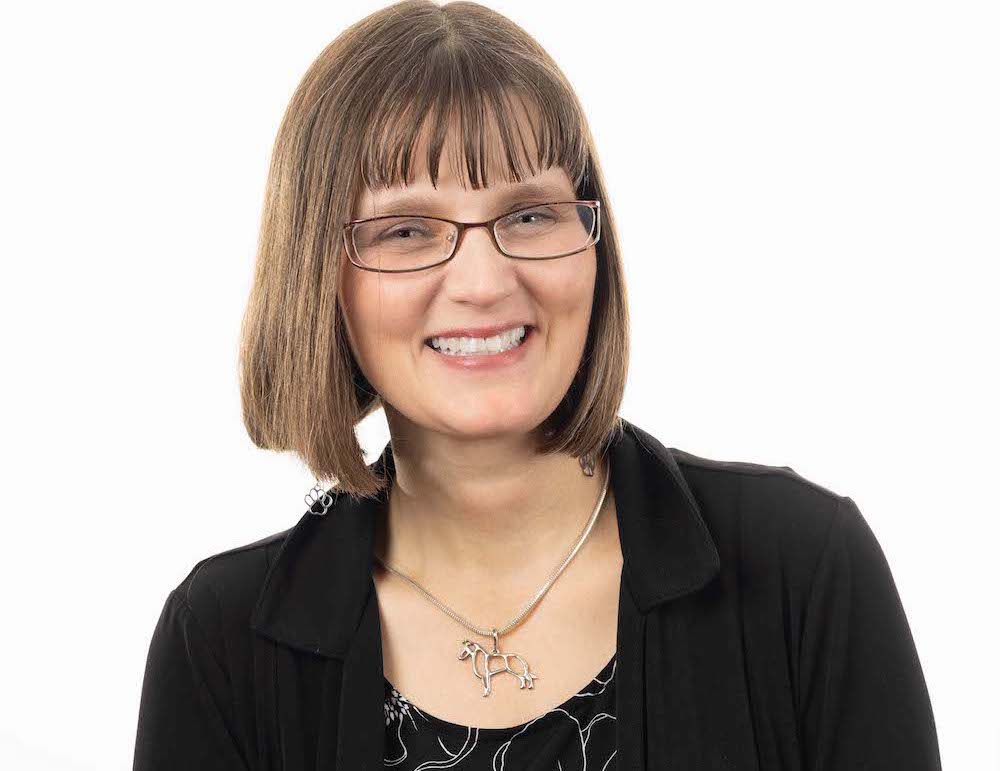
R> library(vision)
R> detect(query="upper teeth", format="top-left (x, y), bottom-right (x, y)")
top-left (430, 325), bottom-right (527, 354)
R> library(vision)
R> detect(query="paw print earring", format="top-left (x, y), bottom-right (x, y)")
top-left (305, 480), bottom-right (335, 516)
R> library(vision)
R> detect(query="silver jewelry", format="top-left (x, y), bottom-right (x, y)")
top-left (373, 456), bottom-right (611, 697)
top-left (305, 481), bottom-right (335, 516)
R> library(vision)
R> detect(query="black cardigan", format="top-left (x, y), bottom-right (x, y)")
top-left (132, 418), bottom-right (942, 770)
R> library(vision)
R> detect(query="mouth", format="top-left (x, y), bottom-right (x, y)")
top-left (424, 324), bottom-right (535, 357)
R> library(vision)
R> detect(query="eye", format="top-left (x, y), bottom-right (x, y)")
top-left (504, 205), bottom-right (557, 226)
top-left (505, 201), bottom-right (546, 216)
top-left (375, 220), bottom-right (433, 241)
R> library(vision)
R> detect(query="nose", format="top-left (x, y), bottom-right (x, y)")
top-left (442, 224), bottom-right (519, 303)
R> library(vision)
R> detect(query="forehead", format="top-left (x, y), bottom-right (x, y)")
top-left (356, 171), bottom-right (576, 219)
top-left (352, 96), bottom-right (577, 218)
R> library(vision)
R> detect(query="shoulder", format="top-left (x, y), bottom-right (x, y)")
top-left (625, 419), bottom-right (848, 540)
top-left (670, 446), bottom-right (846, 517)
top-left (167, 527), bottom-right (293, 651)
top-left (666, 444), bottom-right (857, 587)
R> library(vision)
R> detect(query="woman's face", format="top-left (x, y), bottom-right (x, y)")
top-left (337, 156), bottom-right (597, 442)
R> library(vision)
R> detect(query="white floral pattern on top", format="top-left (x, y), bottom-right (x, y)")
top-left (383, 654), bottom-right (617, 770)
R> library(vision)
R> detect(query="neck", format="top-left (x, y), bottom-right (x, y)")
top-left (373, 422), bottom-right (612, 597)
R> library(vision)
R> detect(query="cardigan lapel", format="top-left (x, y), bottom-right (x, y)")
top-left (616, 560), bottom-right (649, 771)
top-left (249, 417), bottom-right (721, 770)
top-left (331, 580), bottom-right (385, 771)
top-left (607, 418), bottom-right (721, 771)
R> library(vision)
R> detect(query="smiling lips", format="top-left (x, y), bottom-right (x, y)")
top-left (425, 325), bottom-right (535, 369)
top-left (428, 325), bottom-right (528, 356)
top-left (424, 320), bottom-right (534, 341)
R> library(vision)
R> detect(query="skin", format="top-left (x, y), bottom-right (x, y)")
top-left (337, 125), bottom-right (623, 728)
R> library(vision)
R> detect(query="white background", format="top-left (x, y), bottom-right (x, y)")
top-left (2, 1), bottom-right (997, 768)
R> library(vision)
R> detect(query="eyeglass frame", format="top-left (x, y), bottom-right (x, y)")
top-left (342, 199), bottom-right (602, 273)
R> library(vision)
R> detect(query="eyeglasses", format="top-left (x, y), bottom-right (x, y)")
top-left (343, 200), bottom-right (601, 273)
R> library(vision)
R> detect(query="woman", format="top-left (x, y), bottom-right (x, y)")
top-left (133, 1), bottom-right (941, 769)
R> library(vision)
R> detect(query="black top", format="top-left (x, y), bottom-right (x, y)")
top-left (132, 418), bottom-right (942, 770)
top-left (383, 653), bottom-right (618, 770)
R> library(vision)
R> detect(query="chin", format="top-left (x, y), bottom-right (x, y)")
top-left (434, 409), bottom-right (540, 438)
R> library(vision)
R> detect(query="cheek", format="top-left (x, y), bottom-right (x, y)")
top-left (340, 268), bottom-right (430, 363)
top-left (532, 250), bottom-right (598, 322)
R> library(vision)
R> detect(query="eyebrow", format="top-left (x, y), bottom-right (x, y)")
top-left (369, 181), bottom-right (573, 217)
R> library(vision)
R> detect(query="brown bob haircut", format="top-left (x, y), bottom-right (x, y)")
top-left (239, 0), bottom-right (630, 499)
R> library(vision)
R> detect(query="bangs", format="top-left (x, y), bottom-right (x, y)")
top-left (354, 43), bottom-right (590, 195)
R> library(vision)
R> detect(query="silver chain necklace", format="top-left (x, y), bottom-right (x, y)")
top-left (372, 458), bottom-right (611, 697)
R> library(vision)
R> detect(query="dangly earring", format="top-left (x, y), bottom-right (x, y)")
top-left (305, 479), bottom-right (335, 516)
top-left (579, 453), bottom-right (596, 476)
